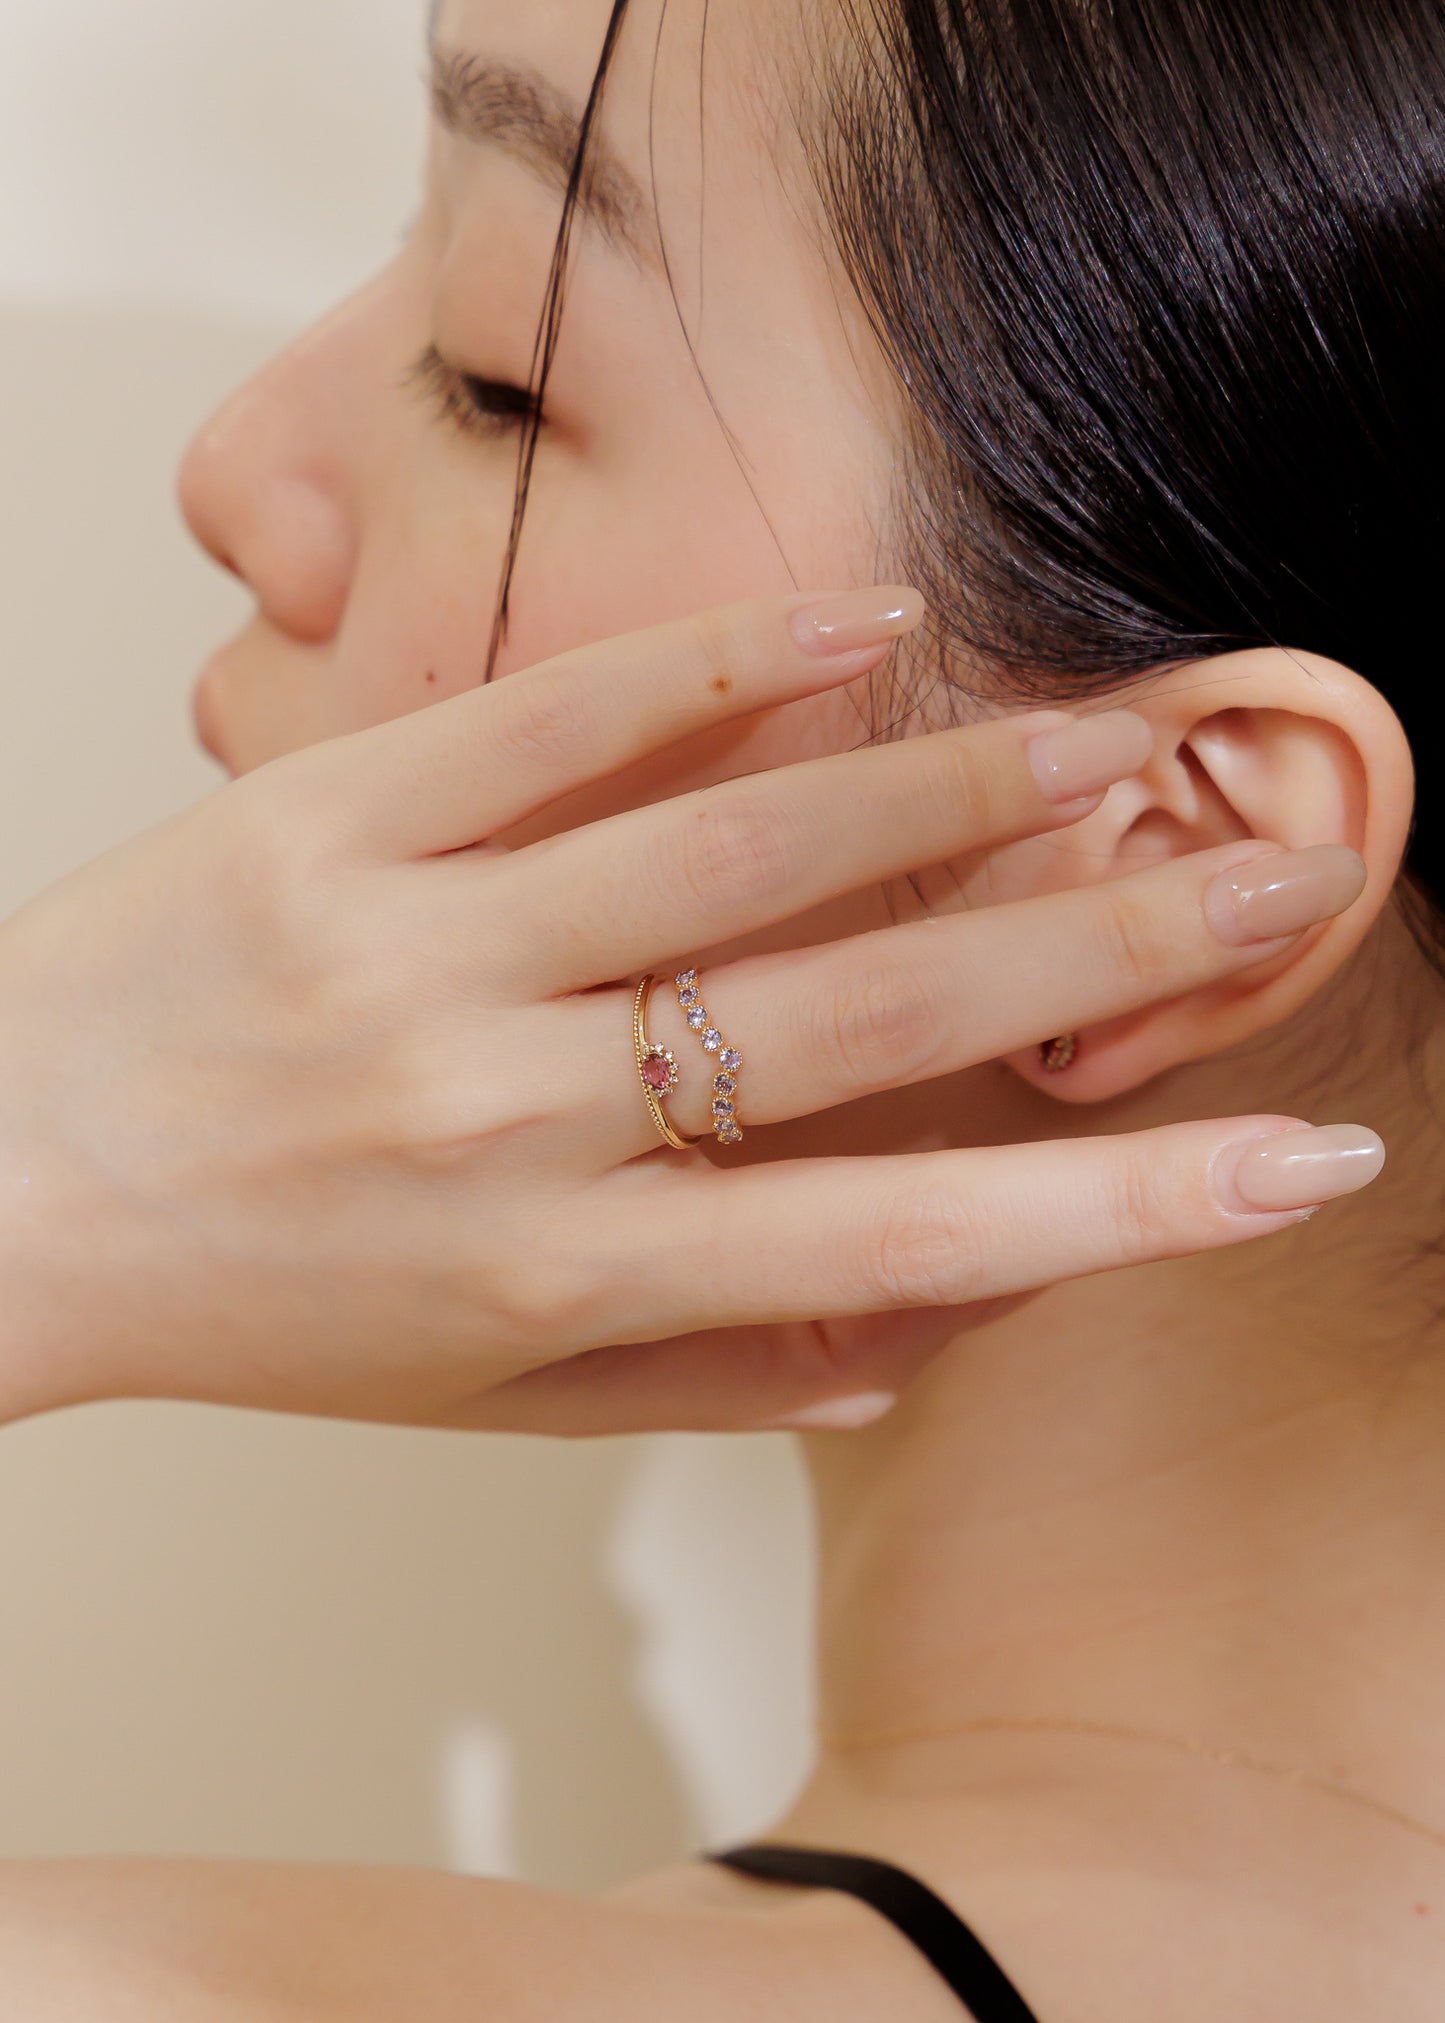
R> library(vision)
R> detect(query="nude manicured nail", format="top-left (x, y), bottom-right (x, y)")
top-left (1219, 1124), bottom-right (1386, 1214)
top-left (789, 587), bottom-right (926, 658)
top-left (1026, 710), bottom-right (1154, 804)
top-left (1204, 845), bottom-right (1367, 948)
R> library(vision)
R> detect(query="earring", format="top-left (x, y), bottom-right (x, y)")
top-left (1039, 1033), bottom-right (1078, 1074)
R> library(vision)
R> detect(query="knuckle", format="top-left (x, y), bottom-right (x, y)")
top-left (684, 605), bottom-right (752, 697)
top-left (1108, 1143), bottom-right (1191, 1262)
top-left (491, 675), bottom-right (597, 775)
top-left (373, 1027), bottom-right (560, 1166)
top-left (483, 1252), bottom-right (547, 1338)
top-left (862, 1188), bottom-right (983, 1308)
top-left (676, 793), bottom-right (796, 918)
top-left (228, 834), bottom-right (392, 1037)
top-left (490, 1226), bottom-right (606, 1346)
top-left (280, 916), bottom-right (383, 1043)
top-left (222, 768), bottom-right (300, 879)
top-left (240, 748), bottom-right (350, 865)
top-left (817, 961), bottom-right (945, 1093)
top-left (369, 1043), bottom-right (479, 1160)
top-left (1094, 888), bottom-right (1171, 994)
top-left (217, 773), bottom-right (330, 939)
top-left (922, 735), bottom-right (1004, 838)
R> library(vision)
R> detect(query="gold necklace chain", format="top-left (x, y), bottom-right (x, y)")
top-left (821, 1713), bottom-right (1445, 1858)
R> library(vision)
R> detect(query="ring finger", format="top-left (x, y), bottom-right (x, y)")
top-left (590, 839), bottom-right (1366, 1153)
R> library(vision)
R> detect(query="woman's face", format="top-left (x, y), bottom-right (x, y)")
top-left (185, 0), bottom-right (893, 796)
top-left (183, 0), bottom-right (1054, 1162)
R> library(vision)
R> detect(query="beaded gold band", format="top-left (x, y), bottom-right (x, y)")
top-left (674, 968), bottom-right (745, 1146)
top-left (633, 976), bottom-right (703, 1151)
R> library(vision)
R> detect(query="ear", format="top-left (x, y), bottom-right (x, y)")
top-left (1005, 646), bottom-right (1415, 1103)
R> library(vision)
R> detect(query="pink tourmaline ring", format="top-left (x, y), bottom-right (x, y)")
top-left (632, 976), bottom-right (703, 1151)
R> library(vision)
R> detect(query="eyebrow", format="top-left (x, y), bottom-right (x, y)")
top-left (430, 46), bottom-right (654, 267)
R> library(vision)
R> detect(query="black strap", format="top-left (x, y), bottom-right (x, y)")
top-left (708, 1844), bottom-right (1042, 2023)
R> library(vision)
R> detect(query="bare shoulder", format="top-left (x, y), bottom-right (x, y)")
top-left (0, 1851), bottom-right (955, 2023)
top-left (0, 1857), bottom-right (719, 2023)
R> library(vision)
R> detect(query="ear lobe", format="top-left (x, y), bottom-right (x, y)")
top-left (1006, 646), bottom-right (1414, 1104)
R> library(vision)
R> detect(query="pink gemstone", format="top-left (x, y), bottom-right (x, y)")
top-left (641, 1052), bottom-right (675, 1093)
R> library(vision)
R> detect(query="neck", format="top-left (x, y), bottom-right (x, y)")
top-left (786, 935), bottom-right (1445, 1900)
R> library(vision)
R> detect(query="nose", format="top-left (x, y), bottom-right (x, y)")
top-left (178, 304), bottom-right (366, 646)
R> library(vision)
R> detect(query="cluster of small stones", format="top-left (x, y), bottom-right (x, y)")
top-left (1039, 1032), bottom-right (1078, 1073)
top-left (677, 971), bottom-right (744, 1143)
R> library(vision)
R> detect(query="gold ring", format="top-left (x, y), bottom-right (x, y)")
top-left (633, 976), bottom-right (703, 1151)
top-left (674, 968), bottom-right (745, 1146)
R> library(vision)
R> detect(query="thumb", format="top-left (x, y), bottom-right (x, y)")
top-left (463, 1301), bottom-right (1016, 1438)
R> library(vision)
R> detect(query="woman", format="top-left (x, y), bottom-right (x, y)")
top-left (0, 0), bottom-right (1433, 2014)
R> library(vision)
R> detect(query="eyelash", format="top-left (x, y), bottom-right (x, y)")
top-left (409, 344), bottom-right (541, 442)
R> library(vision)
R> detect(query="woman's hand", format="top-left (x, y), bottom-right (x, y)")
top-left (0, 591), bottom-right (1376, 1432)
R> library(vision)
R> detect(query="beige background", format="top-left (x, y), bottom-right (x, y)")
top-left (0, 0), bottom-right (814, 1891)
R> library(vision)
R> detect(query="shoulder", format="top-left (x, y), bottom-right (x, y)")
top-left (0, 1852), bottom-right (955, 2023)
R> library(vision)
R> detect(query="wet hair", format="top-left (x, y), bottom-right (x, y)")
top-left (502, 0), bottom-right (1445, 957)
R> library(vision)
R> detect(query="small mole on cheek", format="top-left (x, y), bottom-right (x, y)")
top-left (710, 675), bottom-right (732, 696)
top-left (425, 670), bottom-right (439, 687)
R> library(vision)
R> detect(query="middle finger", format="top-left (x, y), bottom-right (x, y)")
top-left (643, 840), bottom-right (1368, 1139)
top-left (497, 707), bottom-right (1155, 996)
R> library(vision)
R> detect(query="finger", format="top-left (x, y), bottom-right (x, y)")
top-left (456, 841), bottom-right (1363, 1168)
top-left (449, 1305), bottom-right (981, 1438)
top-left (499, 704), bottom-right (1154, 994)
top-left (580, 1118), bottom-right (1385, 1341)
top-left (617, 841), bottom-right (1368, 1140)
top-left (286, 589), bottom-right (925, 861)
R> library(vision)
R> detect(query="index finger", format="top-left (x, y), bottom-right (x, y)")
top-left (288, 588), bottom-right (925, 861)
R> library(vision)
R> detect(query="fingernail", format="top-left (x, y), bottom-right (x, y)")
top-left (1204, 844), bottom-right (1367, 948)
top-left (1217, 1124), bottom-right (1386, 1214)
top-left (1026, 710), bottom-right (1154, 804)
top-left (788, 586), bottom-right (925, 659)
top-left (766, 1391), bottom-right (899, 1431)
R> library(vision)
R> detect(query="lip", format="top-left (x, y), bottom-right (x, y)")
top-left (191, 663), bottom-right (235, 772)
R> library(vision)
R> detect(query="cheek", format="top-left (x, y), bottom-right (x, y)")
top-left (485, 314), bottom-right (887, 684)
top-left (443, 460), bottom-right (860, 841)
top-left (491, 464), bottom-right (810, 681)
top-left (329, 467), bottom-right (864, 850)
top-left (320, 287), bottom-right (886, 784)
top-left (335, 440), bottom-right (807, 734)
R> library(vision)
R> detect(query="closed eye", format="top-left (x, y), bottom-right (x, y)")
top-left (408, 343), bottom-right (541, 441)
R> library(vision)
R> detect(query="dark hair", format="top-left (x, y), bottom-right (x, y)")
top-left (507, 0), bottom-right (1445, 953)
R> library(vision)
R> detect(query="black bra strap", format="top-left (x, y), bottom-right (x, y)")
top-left (709, 1844), bottom-right (1042, 2023)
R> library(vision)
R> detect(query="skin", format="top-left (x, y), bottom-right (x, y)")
top-left (2, 0), bottom-right (1442, 2016)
